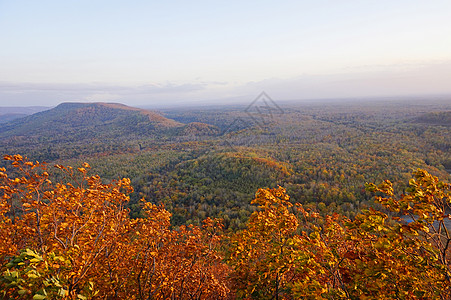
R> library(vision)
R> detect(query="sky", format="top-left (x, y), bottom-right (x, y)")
top-left (1, 0), bottom-right (451, 107)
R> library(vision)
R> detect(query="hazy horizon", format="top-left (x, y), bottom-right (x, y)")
top-left (1, 1), bottom-right (451, 107)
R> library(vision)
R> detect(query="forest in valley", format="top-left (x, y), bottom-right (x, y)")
top-left (1, 98), bottom-right (451, 299)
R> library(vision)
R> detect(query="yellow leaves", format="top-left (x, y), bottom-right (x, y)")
top-left (2, 156), bottom-right (450, 299)
top-left (227, 170), bottom-right (451, 298)
top-left (120, 177), bottom-right (131, 186)
top-left (310, 212), bottom-right (320, 218)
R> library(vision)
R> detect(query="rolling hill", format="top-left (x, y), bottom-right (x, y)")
top-left (413, 111), bottom-right (451, 126)
top-left (0, 106), bottom-right (50, 123)
top-left (0, 102), bottom-right (183, 138)
top-left (0, 113), bottom-right (28, 123)
top-left (0, 102), bottom-right (220, 160)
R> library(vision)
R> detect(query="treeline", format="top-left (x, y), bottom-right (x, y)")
top-left (1, 155), bottom-right (451, 299)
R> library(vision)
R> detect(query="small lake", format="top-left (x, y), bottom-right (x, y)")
top-left (401, 215), bottom-right (451, 230)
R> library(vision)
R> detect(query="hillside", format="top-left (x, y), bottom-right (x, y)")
top-left (0, 102), bottom-right (191, 160)
top-left (178, 122), bottom-right (220, 136)
top-left (0, 102), bottom-right (183, 137)
top-left (0, 106), bottom-right (49, 115)
top-left (0, 106), bottom-right (50, 123)
top-left (0, 113), bottom-right (28, 123)
top-left (0, 102), bottom-right (225, 161)
top-left (413, 111), bottom-right (451, 126)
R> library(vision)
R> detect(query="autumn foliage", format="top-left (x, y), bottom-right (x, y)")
top-left (228, 175), bottom-right (451, 299)
top-left (1, 154), bottom-right (451, 299)
top-left (0, 155), bottom-right (229, 299)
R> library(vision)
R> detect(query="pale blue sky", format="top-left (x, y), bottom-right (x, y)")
top-left (1, 0), bottom-right (451, 106)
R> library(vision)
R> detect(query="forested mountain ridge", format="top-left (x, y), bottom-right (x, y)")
top-left (0, 102), bottom-right (218, 160)
top-left (0, 106), bottom-right (49, 123)
top-left (0, 102), bottom-right (183, 137)
top-left (0, 113), bottom-right (28, 124)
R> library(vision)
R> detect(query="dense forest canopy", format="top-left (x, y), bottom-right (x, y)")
top-left (5, 99), bottom-right (449, 228)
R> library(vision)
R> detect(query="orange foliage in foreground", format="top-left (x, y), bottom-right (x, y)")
top-left (0, 155), bottom-right (229, 299)
top-left (1, 154), bottom-right (451, 299)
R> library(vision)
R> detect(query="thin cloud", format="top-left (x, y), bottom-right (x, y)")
top-left (0, 81), bottom-right (225, 106)
top-left (1, 62), bottom-right (451, 107)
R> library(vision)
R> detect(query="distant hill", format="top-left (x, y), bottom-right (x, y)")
top-left (0, 102), bottom-right (184, 142)
top-left (0, 113), bottom-right (28, 123)
top-left (413, 111), bottom-right (451, 126)
top-left (0, 106), bottom-right (50, 115)
top-left (0, 102), bottom-right (224, 160)
top-left (0, 106), bottom-right (50, 123)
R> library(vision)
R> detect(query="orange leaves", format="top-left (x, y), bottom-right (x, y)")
top-left (362, 169), bottom-right (451, 297)
top-left (3, 154), bottom-right (450, 298)
top-left (227, 171), bottom-right (451, 299)
top-left (3, 154), bottom-right (23, 161)
top-left (229, 187), bottom-right (302, 299)
top-left (0, 155), bottom-right (231, 299)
